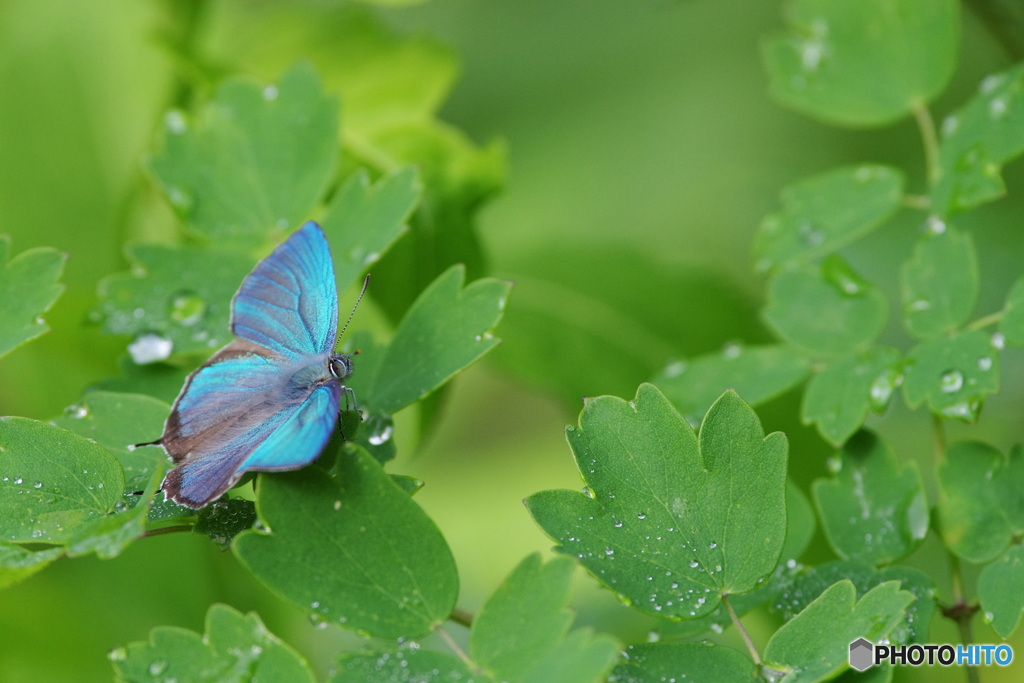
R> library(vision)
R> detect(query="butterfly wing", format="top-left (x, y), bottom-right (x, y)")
top-left (231, 221), bottom-right (339, 359)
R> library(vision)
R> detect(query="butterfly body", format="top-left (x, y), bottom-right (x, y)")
top-left (151, 222), bottom-right (356, 509)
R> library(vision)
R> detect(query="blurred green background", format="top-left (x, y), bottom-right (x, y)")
top-left (2, 0), bottom-right (1023, 680)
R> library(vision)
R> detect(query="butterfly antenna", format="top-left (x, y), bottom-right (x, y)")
top-left (339, 274), bottom-right (370, 339)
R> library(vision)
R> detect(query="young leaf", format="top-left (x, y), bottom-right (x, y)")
top-left (150, 63), bottom-right (338, 246)
top-left (470, 554), bottom-right (620, 683)
top-left (355, 265), bottom-right (511, 415)
top-left (754, 165), bottom-right (904, 272)
top-left (932, 63), bottom-right (1024, 214)
top-left (525, 385), bottom-right (788, 620)
top-left (812, 431), bottom-right (928, 565)
top-left (977, 545), bottom-right (1024, 638)
top-left (763, 256), bottom-right (888, 357)
top-left (763, 580), bottom-right (915, 682)
top-left (801, 347), bottom-right (903, 446)
top-left (0, 237), bottom-right (67, 358)
top-left (321, 166), bottom-right (420, 290)
top-left (0, 542), bottom-right (63, 590)
top-left (900, 225), bottom-right (978, 340)
top-left (999, 275), bottom-right (1024, 346)
top-left (654, 344), bottom-right (811, 426)
top-left (331, 649), bottom-right (478, 683)
top-left (110, 604), bottom-right (314, 682)
top-left (762, 0), bottom-right (958, 127)
top-left (902, 329), bottom-right (1000, 421)
top-left (936, 441), bottom-right (1024, 563)
top-left (0, 417), bottom-right (124, 544)
top-left (233, 445), bottom-right (458, 639)
top-left (607, 643), bottom-right (756, 683)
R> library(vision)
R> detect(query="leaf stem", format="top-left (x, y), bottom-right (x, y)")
top-left (967, 311), bottom-right (1003, 331)
top-left (143, 524), bottom-right (193, 537)
top-left (721, 594), bottom-right (761, 665)
top-left (902, 194), bottom-right (931, 210)
top-left (436, 625), bottom-right (474, 669)
top-left (932, 414), bottom-right (947, 464)
top-left (911, 101), bottom-right (941, 187)
top-left (449, 606), bottom-right (475, 629)
top-left (942, 553), bottom-right (981, 683)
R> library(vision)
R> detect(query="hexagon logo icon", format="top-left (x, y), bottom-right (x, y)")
top-left (849, 638), bottom-right (874, 671)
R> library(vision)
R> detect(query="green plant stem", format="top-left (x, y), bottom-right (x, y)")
top-left (943, 553), bottom-right (981, 683)
top-left (912, 101), bottom-right (941, 186)
top-left (967, 311), bottom-right (1004, 331)
top-left (932, 414), bottom-right (947, 464)
top-left (436, 625), bottom-right (474, 669)
top-left (449, 606), bottom-right (474, 629)
top-left (143, 524), bottom-right (193, 537)
top-left (721, 594), bottom-right (761, 665)
top-left (903, 194), bottom-right (931, 210)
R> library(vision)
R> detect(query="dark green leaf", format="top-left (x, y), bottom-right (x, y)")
top-left (802, 347), bottom-right (903, 445)
top-left (66, 461), bottom-right (163, 559)
top-left (812, 431), bottom-right (928, 565)
top-left (331, 649), bottom-right (479, 683)
top-left (762, 0), bottom-right (958, 126)
top-left (233, 445), bottom-right (458, 639)
top-left (110, 604), bottom-right (314, 682)
top-left (470, 554), bottom-right (620, 683)
top-left (900, 225), bottom-right (978, 339)
top-left (194, 499), bottom-right (257, 550)
top-left (0, 237), bottom-right (67, 358)
top-left (932, 63), bottom-right (1024, 214)
top-left (936, 441), bottom-right (1024, 563)
top-left (0, 417), bottom-right (124, 544)
top-left (754, 165), bottom-right (904, 272)
top-left (763, 256), bottom-right (888, 357)
top-left (150, 63), bottom-right (338, 246)
top-left (764, 580), bottom-right (914, 682)
top-left (0, 541), bottom-right (63, 590)
top-left (902, 329), bottom-right (1000, 421)
top-left (977, 545), bottom-right (1024, 638)
top-left (654, 344), bottom-right (811, 426)
top-left (607, 643), bottom-right (756, 683)
top-left (526, 385), bottom-right (788, 619)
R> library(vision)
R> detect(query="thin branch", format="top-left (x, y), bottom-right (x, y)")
top-left (911, 101), bottom-right (941, 186)
top-left (436, 626), bottom-right (474, 670)
top-left (449, 607), bottom-right (475, 629)
top-left (721, 594), bottom-right (761, 665)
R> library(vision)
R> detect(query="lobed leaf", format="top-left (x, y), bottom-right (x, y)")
top-left (66, 462), bottom-right (163, 560)
top-left (900, 224), bottom-right (978, 340)
top-left (0, 237), bottom-right (67, 358)
top-left (977, 545), bottom-right (1024, 638)
top-left (0, 542), bottom-right (63, 590)
top-left (902, 329), bottom-right (1000, 421)
top-left (331, 649), bottom-right (478, 683)
top-left (607, 642), bottom-right (756, 683)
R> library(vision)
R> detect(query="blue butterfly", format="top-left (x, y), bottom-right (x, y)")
top-left (149, 221), bottom-right (359, 508)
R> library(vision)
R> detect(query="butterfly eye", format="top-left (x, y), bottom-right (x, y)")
top-left (329, 356), bottom-right (353, 381)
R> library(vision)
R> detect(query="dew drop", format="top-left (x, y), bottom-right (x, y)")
top-left (148, 660), bottom-right (168, 676)
top-left (263, 85), bottom-right (279, 100)
top-left (978, 356), bottom-right (993, 371)
top-left (128, 333), bottom-right (174, 364)
top-left (168, 291), bottom-right (207, 326)
top-left (64, 403), bottom-right (89, 419)
top-left (926, 215), bottom-right (947, 235)
top-left (939, 369), bottom-right (964, 393)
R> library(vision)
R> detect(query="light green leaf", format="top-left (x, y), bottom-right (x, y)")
top-left (0, 542), bottom-right (63, 590)
top-left (978, 545), bottom-right (1024, 638)
top-left (66, 461), bottom-right (163, 560)
top-left (754, 165), bottom-right (904, 272)
top-left (902, 329), bottom-right (1000, 421)
top-left (526, 385), bottom-right (788, 619)
top-left (0, 237), bottom-right (67, 358)
top-left (900, 225), bottom-right (978, 339)
top-left (233, 446), bottom-right (458, 639)
top-left (110, 604), bottom-right (314, 683)
top-left (762, 0), bottom-right (959, 127)
top-left (90, 356), bottom-right (191, 405)
top-left (654, 344), bottom-right (811, 426)
top-left (331, 649), bottom-right (479, 683)
top-left (150, 63), bottom-right (338, 246)
top-left (470, 554), bottom-right (620, 683)
top-left (802, 347), bottom-right (903, 446)
top-left (932, 63), bottom-right (1024, 214)
top-left (0, 417), bottom-right (124, 544)
top-left (763, 256), bottom-right (888, 357)
top-left (936, 442), bottom-right (1024, 563)
top-left (608, 643), bottom-right (756, 683)
top-left (999, 275), bottom-right (1024, 346)
top-left (356, 265), bottom-right (511, 415)
top-left (764, 580), bottom-right (915, 682)
top-left (812, 432), bottom-right (927, 565)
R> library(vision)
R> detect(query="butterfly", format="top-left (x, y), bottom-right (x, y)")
top-left (145, 221), bottom-right (362, 509)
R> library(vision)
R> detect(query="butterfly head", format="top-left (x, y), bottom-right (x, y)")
top-left (328, 354), bottom-right (354, 382)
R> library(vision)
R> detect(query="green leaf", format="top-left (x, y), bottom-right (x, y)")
top-left (0, 541), bottom-right (63, 590)
top-left (607, 643), bottom-right (757, 683)
top-left (470, 554), bottom-right (620, 683)
top-left (356, 265), bottom-right (511, 415)
top-left (150, 63), bottom-right (338, 246)
top-left (0, 237), bottom-right (67, 358)
top-left (763, 256), bottom-right (888, 357)
top-left (932, 63), bottom-right (1024, 214)
top-left (653, 344), bottom-right (811, 426)
top-left (194, 499), bottom-right (258, 550)
top-left (233, 446), bottom-right (458, 639)
top-left (978, 545), bottom-right (1024, 638)
top-left (802, 347), bottom-right (903, 446)
top-left (764, 580), bottom-right (915, 682)
top-left (902, 329), bottom-right (1000, 421)
top-left (50, 391), bottom-right (170, 490)
top-left (812, 431), bottom-right (928, 565)
top-left (936, 441), bottom-right (1024, 563)
top-left (762, 0), bottom-right (959, 127)
top-left (525, 385), bottom-right (788, 619)
top-left (321, 166), bottom-right (420, 290)
top-left (91, 356), bottom-right (191, 404)
top-left (754, 165), bottom-right (904, 272)
top-left (0, 417), bottom-right (124, 544)
top-left (771, 560), bottom-right (935, 645)
top-left (999, 275), bottom-right (1024, 346)
top-left (110, 604), bottom-right (314, 683)
top-left (900, 225), bottom-right (978, 339)
top-left (331, 649), bottom-right (479, 683)
top-left (95, 243), bottom-right (253, 360)
top-left (66, 461), bottom-right (163, 559)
